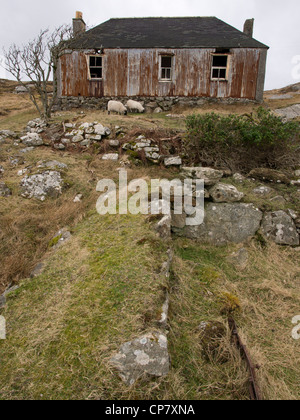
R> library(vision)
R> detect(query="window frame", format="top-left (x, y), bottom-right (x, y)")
top-left (159, 55), bottom-right (173, 82)
top-left (211, 53), bottom-right (230, 81)
top-left (87, 55), bottom-right (103, 80)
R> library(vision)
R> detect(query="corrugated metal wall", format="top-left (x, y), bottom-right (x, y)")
top-left (59, 48), bottom-right (262, 100)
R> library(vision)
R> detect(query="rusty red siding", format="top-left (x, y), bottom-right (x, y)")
top-left (59, 47), bottom-right (262, 100)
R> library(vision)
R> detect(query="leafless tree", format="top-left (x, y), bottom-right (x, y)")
top-left (2, 25), bottom-right (73, 120)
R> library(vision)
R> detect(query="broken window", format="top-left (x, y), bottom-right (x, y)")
top-left (89, 56), bottom-right (102, 79)
top-left (211, 54), bottom-right (229, 80)
top-left (160, 56), bottom-right (172, 81)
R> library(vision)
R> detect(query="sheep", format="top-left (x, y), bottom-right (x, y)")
top-left (126, 99), bottom-right (145, 113)
top-left (107, 100), bottom-right (127, 115)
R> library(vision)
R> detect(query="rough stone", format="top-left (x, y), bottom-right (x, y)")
top-left (181, 167), bottom-right (223, 186)
top-left (248, 168), bottom-right (290, 184)
top-left (50, 228), bottom-right (72, 249)
top-left (0, 295), bottom-right (6, 309)
top-left (110, 332), bottom-right (169, 385)
top-left (209, 183), bottom-right (244, 203)
top-left (274, 104), bottom-right (300, 120)
top-left (252, 185), bottom-right (273, 196)
top-left (176, 203), bottom-right (263, 245)
top-left (228, 248), bottom-right (249, 269)
top-left (30, 262), bottom-right (45, 278)
top-left (0, 182), bottom-right (12, 197)
top-left (0, 165), bottom-right (4, 177)
top-left (171, 211), bottom-right (186, 229)
top-left (38, 161), bottom-right (68, 170)
top-left (155, 215), bottom-right (171, 239)
top-left (109, 140), bottom-right (120, 147)
top-left (295, 170), bottom-right (300, 178)
top-left (20, 171), bottom-right (63, 201)
top-left (233, 173), bottom-right (246, 183)
top-left (164, 157), bottom-right (182, 167)
top-left (270, 195), bottom-right (286, 205)
top-left (21, 133), bottom-right (44, 147)
top-left (261, 211), bottom-right (299, 246)
top-left (102, 153), bottom-right (119, 161)
top-left (72, 134), bottom-right (84, 143)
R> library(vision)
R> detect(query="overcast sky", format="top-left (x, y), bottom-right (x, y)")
top-left (1, 0), bottom-right (299, 90)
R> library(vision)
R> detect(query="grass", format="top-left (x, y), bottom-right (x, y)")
top-left (0, 79), bottom-right (300, 400)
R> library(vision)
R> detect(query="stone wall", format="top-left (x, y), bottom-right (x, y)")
top-left (53, 96), bottom-right (257, 113)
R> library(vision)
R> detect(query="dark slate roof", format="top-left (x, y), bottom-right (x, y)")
top-left (68, 17), bottom-right (269, 50)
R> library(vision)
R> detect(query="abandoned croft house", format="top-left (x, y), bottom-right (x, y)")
top-left (56, 13), bottom-right (269, 107)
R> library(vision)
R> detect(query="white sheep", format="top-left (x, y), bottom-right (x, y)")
top-left (107, 100), bottom-right (127, 115)
top-left (126, 100), bottom-right (145, 113)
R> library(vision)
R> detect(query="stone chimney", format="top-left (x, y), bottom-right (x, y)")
top-left (73, 11), bottom-right (86, 37)
top-left (243, 18), bottom-right (254, 38)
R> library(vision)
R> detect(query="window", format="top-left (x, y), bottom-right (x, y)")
top-left (89, 56), bottom-right (102, 79)
top-left (211, 54), bottom-right (229, 80)
top-left (160, 56), bottom-right (172, 81)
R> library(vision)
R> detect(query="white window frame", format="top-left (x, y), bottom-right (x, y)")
top-left (211, 54), bottom-right (230, 81)
top-left (159, 55), bottom-right (173, 82)
top-left (87, 55), bottom-right (103, 80)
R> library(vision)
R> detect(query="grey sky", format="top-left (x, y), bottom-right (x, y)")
top-left (1, 0), bottom-right (299, 90)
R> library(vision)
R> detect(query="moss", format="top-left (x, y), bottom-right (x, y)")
top-left (219, 292), bottom-right (242, 315)
top-left (48, 234), bottom-right (62, 248)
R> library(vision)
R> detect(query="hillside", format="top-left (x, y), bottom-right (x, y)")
top-left (0, 80), bottom-right (300, 400)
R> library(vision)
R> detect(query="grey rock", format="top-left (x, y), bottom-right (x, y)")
top-left (275, 104), bottom-right (300, 120)
top-left (72, 134), bottom-right (84, 143)
top-left (249, 168), bottom-right (290, 184)
top-left (171, 211), bottom-right (186, 229)
top-left (233, 173), bottom-right (246, 183)
top-left (178, 203), bottom-right (263, 245)
top-left (154, 107), bottom-right (163, 113)
top-left (102, 153), bottom-right (119, 161)
top-left (229, 248), bottom-right (249, 269)
top-left (0, 295), bottom-right (6, 309)
top-left (30, 262), bottom-right (45, 278)
top-left (252, 185), bottom-right (273, 196)
top-left (164, 157), bottom-right (182, 167)
top-left (21, 133), bottom-right (44, 147)
top-left (109, 140), bottom-right (120, 147)
top-left (38, 161), bottom-right (68, 170)
top-left (20, 171), bottom-right (63, 201)
top-left (261, 211), bottom-right (299, 246)
top-left (0, 165), bottom-right (4, 177)
top-left (270, 195), bottom-right (286, 205)
top-left (110, 332), bottom-right (169, 385)
top-left (80, 139), bottom-right (91, 147)
top-left (295, 170), bottom-right (300, 177)
top-left (155, 215), bottom-right (171, 239)
top-left (20, 147), bottom-right (35, 154)
top-left (54, 143), bottom-right (65, 150)
top-left (209, 183), bottom-right (244, 203)
top-left (94, 124), bottom-right (111, 136)
top-left (0, 130), bottom-right (17, 138)
top-left (181, 167), bottom-right (223, 186)
top-left (51, 228), bottom-right (72, 249)
top-left (0, 182), bottom-right (12, 197)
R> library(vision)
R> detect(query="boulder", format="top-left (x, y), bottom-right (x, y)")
top-left (0, 182), bottom-right (12, 197)
top-left (72, 134), bottom-right (84, 143)
top-left (274, 104), bottom-right (300, 120)
top-left (261, 211), bottom-right (299, 246)
top-left (181, 167), bottom-right (223, 186)
top-left (233, 173), bottom-right (246, 183)
top-left (20, 171), bottom-right (63, 201)
top-left (248, 168), bottom-right (290, 184)
top-left (175, 203), bottom-right (263, 245)
top-left (209, 183), bottom-right (244, 203)
top-left (110, 332), bottom-right (169, 385)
